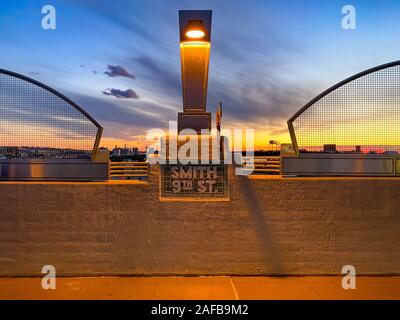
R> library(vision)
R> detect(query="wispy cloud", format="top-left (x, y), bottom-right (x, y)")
top-left (68, 92), bottom-right (166, 130)
top-left (102, 88), bottom-right (139, 99)
top-left (104, 65), bottom-right (135, 79)
top-left (134, 55), bottom-right (180, 96)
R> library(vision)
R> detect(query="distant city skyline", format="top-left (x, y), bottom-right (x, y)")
top-left (1, 0), bottom-right (400, 149)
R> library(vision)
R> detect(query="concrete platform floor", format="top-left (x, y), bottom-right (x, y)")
top-left (0, 276), bottom-right (399, 300)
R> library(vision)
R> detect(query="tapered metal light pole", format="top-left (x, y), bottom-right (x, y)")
top-left (178, 10), bottom-right (212, 133)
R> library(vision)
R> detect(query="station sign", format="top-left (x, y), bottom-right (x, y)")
top-left (160, 164), bottom-right (229, 201)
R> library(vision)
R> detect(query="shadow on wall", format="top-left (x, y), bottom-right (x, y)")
top-left (238, 176), bottom-right (285, 275)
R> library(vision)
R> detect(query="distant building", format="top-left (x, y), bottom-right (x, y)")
top-left (111, 146), bottom-right (141, 157)
top-left (112, 146), bottom-right (127, 156)
top-left (0, 146), bottom-right (90, 159)
top-left (355, 145), bottom-right (361, 153)
top-left (323, 144), bottom-right (337, 153)
top-left (131, 147), bottom-right (139, 156)
top-left (383, 150), bottom-right (398, 155)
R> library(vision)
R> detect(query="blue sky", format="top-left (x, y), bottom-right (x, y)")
top-left (1, 0), bottom-right (400, 148)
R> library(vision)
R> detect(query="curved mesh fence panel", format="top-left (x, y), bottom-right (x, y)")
top-left (292, 64), bottom-right (400, 154)
top-left (0, 72), bottom-right (99, 159)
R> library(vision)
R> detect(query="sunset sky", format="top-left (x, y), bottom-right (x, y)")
top-left (1, 0), bottom-right (400, 150)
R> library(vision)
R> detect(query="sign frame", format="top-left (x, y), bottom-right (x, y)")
top-left (159, 164), bottom-right (229, 201)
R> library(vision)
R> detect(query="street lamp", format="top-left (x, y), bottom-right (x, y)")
top-left (178, 10), bottom-right (212, 133)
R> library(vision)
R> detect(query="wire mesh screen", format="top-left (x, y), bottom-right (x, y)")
top-left (0, 72), bottom-right (99, 159)
top-left (292, 64), bottom-right (400, 154)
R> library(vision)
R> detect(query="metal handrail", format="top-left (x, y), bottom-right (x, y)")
top-left (109, 161), bottom-right (148, 179)
top-left (242, 156), bottom-right (281, 175)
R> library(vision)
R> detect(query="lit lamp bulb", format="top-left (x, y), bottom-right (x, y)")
top-left (186, 29), bottom-right (205, 39)
top-left (184, 20), bottom-right (206, 40)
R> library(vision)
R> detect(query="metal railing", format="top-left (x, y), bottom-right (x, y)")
top-left (109, 161), bottom-right (148, 180)
top-left (109, 157), bottom-right (281, 180)
top-left (242, 156), bottom-right (281, 175)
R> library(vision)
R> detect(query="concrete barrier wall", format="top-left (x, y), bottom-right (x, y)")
top-left (0, 166), bottom-right (399, 276)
